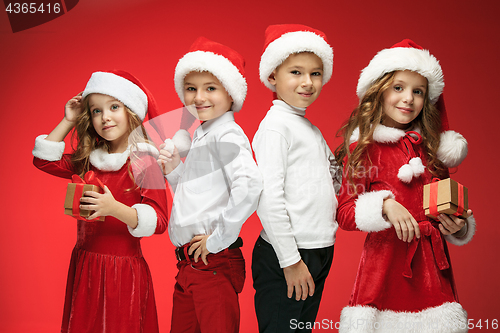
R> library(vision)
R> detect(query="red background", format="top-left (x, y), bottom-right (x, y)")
top-left (1, 0), bottom-right (499, 331)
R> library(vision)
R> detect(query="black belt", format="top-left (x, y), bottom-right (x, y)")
top-left (175, 237), bottom-right (243, 261)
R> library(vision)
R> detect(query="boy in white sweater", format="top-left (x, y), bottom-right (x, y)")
top-left (252, 24), bottom-right (340, 333)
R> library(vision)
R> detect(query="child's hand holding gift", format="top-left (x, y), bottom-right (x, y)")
top-left (438, 209), bottom-right (472, 237)
top-left (80, 186), bottom-right (139, 229)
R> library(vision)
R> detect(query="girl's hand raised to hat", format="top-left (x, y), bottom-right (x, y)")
top-left (64, 92), bottom-right (84, 123)
top-left (157, 144), bottom-right (181, 175)
top-left (46, 92), bottom-right (84, 142)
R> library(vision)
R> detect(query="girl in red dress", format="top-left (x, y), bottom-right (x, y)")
top-left (32, 70), bottom-right (168, 333)
top-left (335, 40), bottom-right (475, 332)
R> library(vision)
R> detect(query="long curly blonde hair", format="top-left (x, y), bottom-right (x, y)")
top-left (70, 95), bottom-right (152, 182)
top-left (334, 71), bottom-right (447, 190)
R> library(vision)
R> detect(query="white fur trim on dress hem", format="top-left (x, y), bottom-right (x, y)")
top-left (128, 203), bottom-right (157, 237)
top-left (339, 302), bottom-right (467, 333)
top-left (355, 190), bottom-right (394, 232)
top-left (445, 214), bottom-right (476, 246)
top-left (32, 135), bottom-right (65, 161)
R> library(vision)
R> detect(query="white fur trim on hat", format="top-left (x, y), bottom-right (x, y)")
top-left (445, 214), bottom-right (476, 246)
top-left (174, 51), bottom-right (247, 112)
top-left (259, 31), bottom-right (333, 91)
top-left (357, 47), bottom-right (444, 104)
top-left (128, 203), bottom-right (157, 237)
top-left (355, 190), bottom-right (394, 232)
top-left (32, 135), bottom-right (65, 161)
top-left (339, 302), bottom-right (467, 333)
top-left (398, 157), bottom-right (425, 183)
top-left (437, 130), bottom-right (468, 168)
top-left (82, 72), bottom-right (148, 120)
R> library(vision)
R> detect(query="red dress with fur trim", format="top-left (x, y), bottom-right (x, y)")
top-left (33, 137), bottom-right (168, 333)
top-left (337, 125), bottom-right (475, 333)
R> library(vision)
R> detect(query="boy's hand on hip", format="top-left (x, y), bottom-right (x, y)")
top-left (189, 235), bottom-right (211, 265)
top-left (283, 260), bottom-right (315, 301)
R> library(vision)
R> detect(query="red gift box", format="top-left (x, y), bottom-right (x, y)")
top-left (423, 178), bottom-right (469, 219)
top-left (64, 171), bottom-right (105, 221)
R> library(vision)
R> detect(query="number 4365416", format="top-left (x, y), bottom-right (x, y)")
top-left (5, 3), bottom-right (61, 14)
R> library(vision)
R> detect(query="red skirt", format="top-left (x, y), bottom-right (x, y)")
top-left (61, 246), bottom-right (159, 333)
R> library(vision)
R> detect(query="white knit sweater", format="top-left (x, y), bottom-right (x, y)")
top-left (252, 100), bottom-right (339, 268)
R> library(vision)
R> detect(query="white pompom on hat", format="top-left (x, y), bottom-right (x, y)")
top-left (259, 24), bottom-right (334, 92)
top-left (357, 39), bottom-right (444, 105)
top-left (174, 37), bottom-right (247, 112)
top-left (82, 70), bottom-right (156, 121)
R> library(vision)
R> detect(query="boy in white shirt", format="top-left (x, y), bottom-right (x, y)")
top-left (158, 37), bottom-right (262, 333)
top-left (252, 24), bottom-right (340, 332)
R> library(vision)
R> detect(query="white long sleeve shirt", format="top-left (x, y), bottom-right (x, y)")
top-left (166, 111), bottom-right (263, 254)
top-left (252, 100), bottom-right (339, 268)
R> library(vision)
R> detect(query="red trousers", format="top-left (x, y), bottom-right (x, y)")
top-left (170, 248), bottom-right (245, 333)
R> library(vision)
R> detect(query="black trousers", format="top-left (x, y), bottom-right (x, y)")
top-left (252, 236), bottom-right (334, 333)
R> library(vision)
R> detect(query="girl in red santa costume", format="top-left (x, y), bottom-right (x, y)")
top-left (32, 70), bottom-right (168, 333)
top-left (335, 39), bottom-right (475, 333)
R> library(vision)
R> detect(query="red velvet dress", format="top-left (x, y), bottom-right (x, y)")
top-left (336, 125), bottom-right (474, 333)
top-left (33, 139), bottom-right (168, 333)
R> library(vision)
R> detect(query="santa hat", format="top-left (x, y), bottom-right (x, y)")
top-left (82, 70), bottom-right (156, 121)
top-left (174, 37), bottom-right (247, 112)
top-left (259, 24), bottom-right (334, 92)
top-left (357, 39), bottom-right (444, 105)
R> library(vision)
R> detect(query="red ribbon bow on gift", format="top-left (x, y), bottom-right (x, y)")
top-left (71, 171), bottom-right (104, 221)
top-left (428, 178), bottom-right (465, 218)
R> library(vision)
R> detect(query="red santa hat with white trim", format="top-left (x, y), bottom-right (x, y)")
top-left (174, 37), bottom-right (247, 112)
top-left (259, 24), bottom-right (334, 91)
top-left (357, 39), bottom-right (467, 168)
top-left (82, 70), bottom-right (156, 121)
top-left (357, 39), bottom-right (444, 105)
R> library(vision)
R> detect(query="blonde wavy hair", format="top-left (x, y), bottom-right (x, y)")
top-left (70, 95), bottom-right (153, 185)
top-left (334, 71), bottom-right (447, 191)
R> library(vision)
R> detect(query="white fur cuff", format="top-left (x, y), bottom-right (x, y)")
top-left (355, 190), bottom-right (394, 232)
top-left (32, 135), bottom-right (65, 161)
top-left (445, 214), bottom-right (476, 246)
top-left (128, 204), bottom-right (157, 237)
